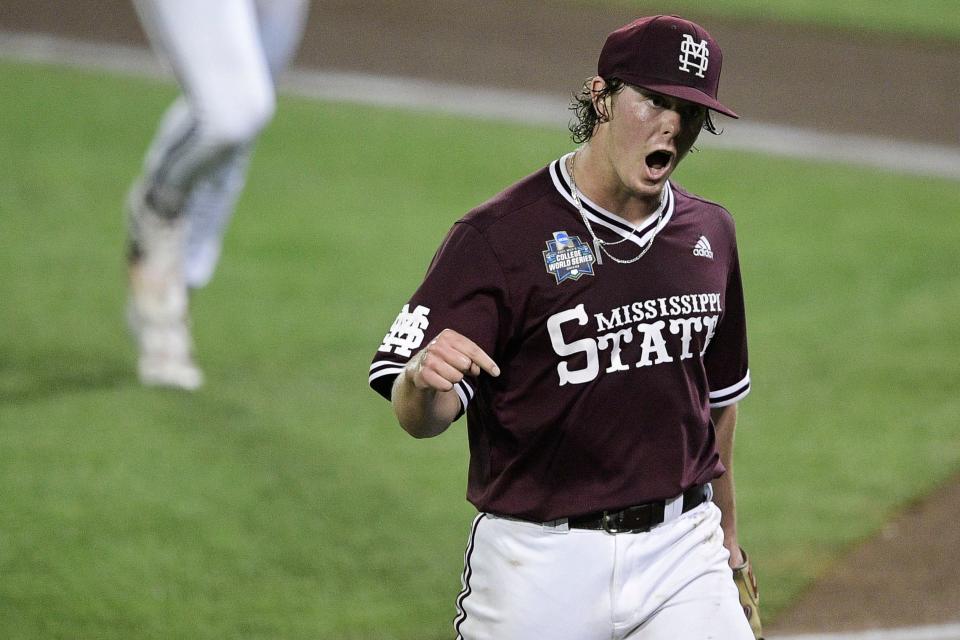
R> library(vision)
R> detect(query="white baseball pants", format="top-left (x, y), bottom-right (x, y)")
top-left (454, 500), bottom-right (753, 640)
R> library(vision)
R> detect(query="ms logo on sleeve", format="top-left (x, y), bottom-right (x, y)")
top-left (379, 304), bottom-right (431, 357)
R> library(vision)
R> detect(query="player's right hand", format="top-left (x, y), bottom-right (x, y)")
top-left (406, 329), bottom-right (500, 392)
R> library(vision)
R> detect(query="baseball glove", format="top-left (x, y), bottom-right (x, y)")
top-left (732, 547), bottom-right (764, 640)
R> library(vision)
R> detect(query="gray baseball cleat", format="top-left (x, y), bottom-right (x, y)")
top-left (125, 180), bottom-right (203, 391)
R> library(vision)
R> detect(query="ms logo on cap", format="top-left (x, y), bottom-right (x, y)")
top-left (678, 34), bottom-right (709, 78)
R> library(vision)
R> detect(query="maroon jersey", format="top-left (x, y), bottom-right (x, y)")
top-left (369, 153), bottom-right (750, 522)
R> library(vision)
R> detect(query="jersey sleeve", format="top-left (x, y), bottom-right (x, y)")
top-left (704, 240), bottom-right (750, 408)
top-left (368, 221), bottom-right (509, 415)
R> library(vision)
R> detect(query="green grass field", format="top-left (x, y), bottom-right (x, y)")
top-left (2, 60), bottom-right (959, 638)
top-left (574, 0), bottom-right (960, 41)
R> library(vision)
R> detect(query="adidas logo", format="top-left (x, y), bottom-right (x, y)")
top-left (693, 235), bottom-right (714, 259)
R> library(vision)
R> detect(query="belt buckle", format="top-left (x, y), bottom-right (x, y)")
top-left (601, 510), bottom-right (623, 534)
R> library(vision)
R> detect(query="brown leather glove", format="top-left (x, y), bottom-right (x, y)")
top-left (732, 546), bottom-right (764, 639)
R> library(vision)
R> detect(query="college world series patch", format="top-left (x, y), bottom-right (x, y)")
top-left (542, 231), bottom-right (596, 284)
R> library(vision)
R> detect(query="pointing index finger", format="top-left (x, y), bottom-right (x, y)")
top-left (451, 334), bottom-right (500, 378)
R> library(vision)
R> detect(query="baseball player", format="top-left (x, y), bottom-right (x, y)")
top-left (369, 15), bottom-right (763, 640)
top-left (126, 0), bottom-right (309, 389)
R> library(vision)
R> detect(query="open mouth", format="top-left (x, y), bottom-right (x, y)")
top-left (645, 150), bottom-right (674, 171)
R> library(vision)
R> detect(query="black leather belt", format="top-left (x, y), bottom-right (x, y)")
top-left (568, 484), bottom-right (711, 534)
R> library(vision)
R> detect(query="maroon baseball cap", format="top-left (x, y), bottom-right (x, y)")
top-left (598, 15), bottom-right (738, 118)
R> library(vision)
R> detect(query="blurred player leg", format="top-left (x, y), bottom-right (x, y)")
top-left (255, 0), bottom-right (310, 77)
top-left (127, 0), bottom-right (281, 389)
top-left (180, 143), bottom-right (251, 289)
top-left (182, 0), bottom-right (309, 289)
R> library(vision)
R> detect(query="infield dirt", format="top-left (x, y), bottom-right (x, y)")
top-left (1, 0), bottom-right (958, 633)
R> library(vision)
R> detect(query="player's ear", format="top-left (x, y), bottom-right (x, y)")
top-left (590, 76), bottom-right (613, 123)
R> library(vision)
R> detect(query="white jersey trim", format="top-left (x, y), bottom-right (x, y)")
top-left (369, 361), bottom-right (405, 385)
top-left (455, 379), bottom-right (475, 413)
top-left (369, 360), bottom-right (478, 414)
top-left (708, 370), bottom-right (751, 408)
top-left (549, 153), bottom-right (674, 250)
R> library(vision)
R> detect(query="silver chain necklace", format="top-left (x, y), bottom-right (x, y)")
top-left (568, 151), bottom-right (664, 265)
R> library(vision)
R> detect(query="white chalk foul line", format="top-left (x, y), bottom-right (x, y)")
top-left (774, 623), bottom-right (960, 640)
top-left (1, 29), bottom-right (958, 181)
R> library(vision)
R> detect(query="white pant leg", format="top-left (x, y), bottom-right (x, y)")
top-left (454, 514), bottom-right (615, 640)
top-left (178, 0), bottom-right (309, 288)
top-left (255, 0), bottom-right (310, 77)
top-left (618, 502), bottom-right (753, 640)
top-left (181, 144), bottom-right (251, 287)
top-left (133, 0), bottom-right (277, 215)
